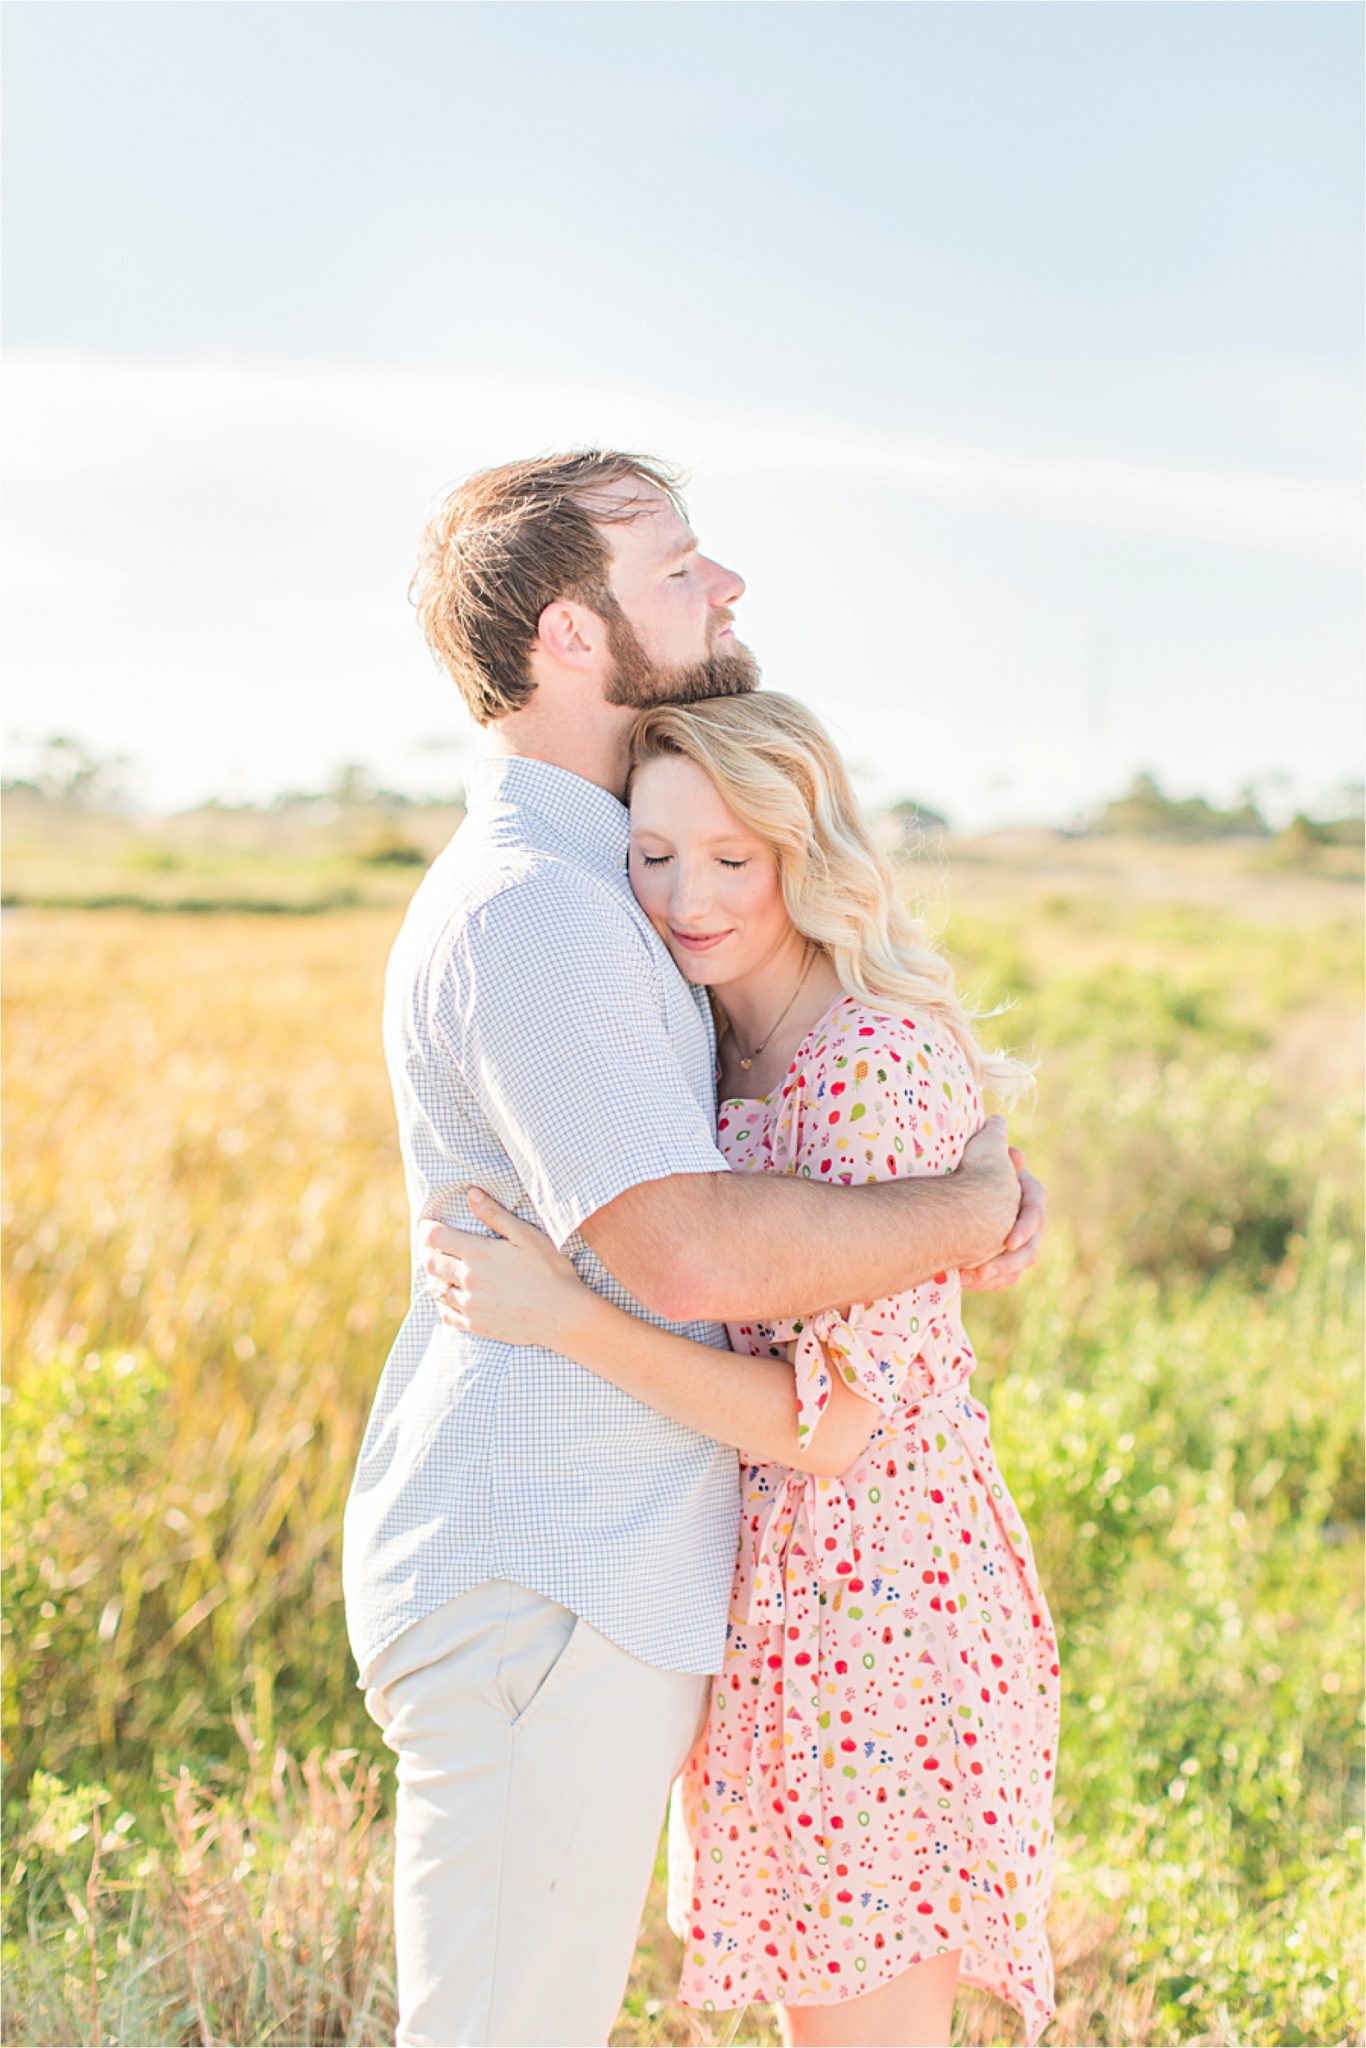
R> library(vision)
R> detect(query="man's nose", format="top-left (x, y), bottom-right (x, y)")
top-left (707, 557), bottom-right (745, 607)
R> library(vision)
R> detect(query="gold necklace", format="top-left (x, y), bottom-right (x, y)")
top-left (734, 945), bottom-right (817, 1072)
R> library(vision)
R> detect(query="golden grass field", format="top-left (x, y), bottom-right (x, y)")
top-left (2, 823), bottom-right (1362, 2046)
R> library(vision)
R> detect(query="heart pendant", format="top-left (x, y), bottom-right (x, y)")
top-left (740, 1057), bottom-right (753, 1070)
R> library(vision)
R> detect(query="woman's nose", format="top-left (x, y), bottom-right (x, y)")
top-left (669, 864), bottom-right (715, 926)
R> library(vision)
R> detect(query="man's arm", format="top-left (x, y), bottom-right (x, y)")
top-left (580, 1114), bottom-right (1029, 1322)
top-left (427, 870), bottom-right (1044, 1324)
top-left (424, 1117), bottom-right (1041, 1323)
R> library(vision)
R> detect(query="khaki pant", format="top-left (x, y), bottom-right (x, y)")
top-left (361, 1579), bottom-right (710, 2047)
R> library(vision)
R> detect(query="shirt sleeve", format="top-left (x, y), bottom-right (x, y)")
top-left (436, 863), bottom-right (730, 1250)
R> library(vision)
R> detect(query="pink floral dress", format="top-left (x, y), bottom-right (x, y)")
top-left (666, 993), bottom-right (1060, 2042)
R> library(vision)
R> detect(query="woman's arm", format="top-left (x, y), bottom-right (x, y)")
top-left (441, 1189), bottom-right (878, 1479)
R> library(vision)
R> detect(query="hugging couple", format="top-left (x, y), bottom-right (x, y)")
top-left (341, 451), bottom-right (1060, 2048)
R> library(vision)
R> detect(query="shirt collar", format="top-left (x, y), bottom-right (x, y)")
top-left (464, 754), bottom-right (629, 870)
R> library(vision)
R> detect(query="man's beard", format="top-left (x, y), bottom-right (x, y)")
top-left (601, 608), bottom-right (761, 710)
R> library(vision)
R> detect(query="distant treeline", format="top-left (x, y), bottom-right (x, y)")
top-left (1092, 771), bottom-right (1362, 846)
top-left (4, 741), bottom-right (1363, 845)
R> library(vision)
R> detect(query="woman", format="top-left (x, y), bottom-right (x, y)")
top-left (433, 692), bottom-right (1060, 2047)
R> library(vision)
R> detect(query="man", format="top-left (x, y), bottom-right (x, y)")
top-left (341, 450), bottom-right (1044, 2047)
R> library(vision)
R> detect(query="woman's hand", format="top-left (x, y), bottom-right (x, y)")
top-left (420, 1190), bottom-right (595, 1350)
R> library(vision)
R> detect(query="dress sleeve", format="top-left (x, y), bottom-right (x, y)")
top-left (762, 1004), bottom-right (984, 1450)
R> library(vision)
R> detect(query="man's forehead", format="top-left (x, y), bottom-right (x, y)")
top-left (595, 481), bottom-right (696, 561)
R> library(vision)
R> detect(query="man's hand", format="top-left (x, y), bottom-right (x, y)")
top-left (955, 1116), bottom-right (1025, 1255)
top-left (960, 1145), bottom-right (1046, 1293)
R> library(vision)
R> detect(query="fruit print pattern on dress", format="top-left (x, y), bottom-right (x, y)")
top-left (665, 994), bottom-right (1061, 2044)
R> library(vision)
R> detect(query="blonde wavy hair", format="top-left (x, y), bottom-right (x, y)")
top-left (628, 692), bottom-right (1035, 1106)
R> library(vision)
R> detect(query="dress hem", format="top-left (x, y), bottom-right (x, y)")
top-left (676, 1945), bottom-right (1055, 2047)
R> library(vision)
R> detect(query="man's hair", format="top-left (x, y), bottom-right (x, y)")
top-left (410, 449), bottom-right (687, 724)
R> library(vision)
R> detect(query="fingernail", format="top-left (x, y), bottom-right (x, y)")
top-left (467, 1188), bottom-right (486, 1206)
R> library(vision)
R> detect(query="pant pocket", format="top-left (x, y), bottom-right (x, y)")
top-left (510, 1615), bottom-right (587, 1732)
top-left (495, 1585), bottom-right (584, 1730)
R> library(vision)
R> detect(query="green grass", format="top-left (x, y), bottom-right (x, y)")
top-left (2, 857), bottom-right (1361, 2045)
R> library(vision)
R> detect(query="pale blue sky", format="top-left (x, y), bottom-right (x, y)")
top-left (4, 2), bottom-right (1362, 823)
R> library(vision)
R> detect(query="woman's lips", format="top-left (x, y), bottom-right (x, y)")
top-left (672, 929), bottom-right (731, 953)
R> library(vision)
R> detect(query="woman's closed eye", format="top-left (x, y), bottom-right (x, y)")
top-left (638, 854), bottom-right (750, 870)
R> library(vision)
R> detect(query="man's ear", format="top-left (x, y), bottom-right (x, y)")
top-left (536, 601), bottom-right (602, 668)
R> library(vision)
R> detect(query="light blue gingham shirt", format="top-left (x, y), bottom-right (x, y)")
top-left (341, 755), bottom-right (742, 1681)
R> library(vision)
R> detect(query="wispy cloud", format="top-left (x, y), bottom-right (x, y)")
top-left (729, 423), bottom-right (1362, 563)
top-left (8, 350), bottom-right (1359, 561)
top-left (3, 351), bottom-right (1360, 819)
